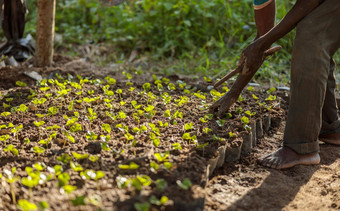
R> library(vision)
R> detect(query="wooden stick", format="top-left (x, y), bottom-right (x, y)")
top-left (213, 46), bottom-right (282, 88)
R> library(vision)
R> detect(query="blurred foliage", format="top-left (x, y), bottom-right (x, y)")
top-left (25, 0), bottom-right (295, 57)
top-left (13, 0), bottom-right (339, 84)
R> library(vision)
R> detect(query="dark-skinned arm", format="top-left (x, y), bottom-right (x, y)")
top-left (243, 0), bottom-right (323, 72)
top-left (254, 0), bottom-right (276, 38)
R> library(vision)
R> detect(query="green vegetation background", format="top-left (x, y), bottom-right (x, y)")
top-left (18, 0), bottom-right (340, 83)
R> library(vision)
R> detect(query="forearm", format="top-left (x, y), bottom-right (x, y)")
top-left (254, 0), bottom-right (276, 37)
top-left (257, 0), bottom-right (322, 50)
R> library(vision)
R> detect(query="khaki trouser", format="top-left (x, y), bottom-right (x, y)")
top-left (283, 0), bottom-right (340, 154)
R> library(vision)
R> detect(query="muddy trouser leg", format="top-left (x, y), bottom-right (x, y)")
top-left (283, 0), bottom-right (340, 154)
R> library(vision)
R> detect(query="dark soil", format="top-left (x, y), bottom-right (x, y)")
top-left (2, 56), bottom-right (334, 211)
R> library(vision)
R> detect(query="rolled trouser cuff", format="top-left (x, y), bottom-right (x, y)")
top-left (284, 140), bottom-right (319, 155)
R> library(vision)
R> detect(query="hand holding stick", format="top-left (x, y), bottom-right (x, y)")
top-left (210, 45), bottom-right (282, 117)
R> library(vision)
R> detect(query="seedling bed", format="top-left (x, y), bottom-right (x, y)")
top-left (0, 62), bottom-right (285, 210)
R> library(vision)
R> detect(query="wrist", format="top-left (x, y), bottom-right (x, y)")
top-left (256, 36), bottom-right (272, 51)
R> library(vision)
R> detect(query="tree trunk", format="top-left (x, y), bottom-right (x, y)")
top-left (34, 0), bottom-right (55, 67)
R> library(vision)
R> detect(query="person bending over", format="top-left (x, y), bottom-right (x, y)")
top-left (246, 0), bottom-right (340, 169)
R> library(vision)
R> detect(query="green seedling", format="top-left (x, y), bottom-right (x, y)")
top-left (116, 89), bottom-right (123, 100)
top-left (105, 76), bottom-right (116, 85)
top-left (155, 178), bottom-right (168, 191)
top-left (149, 195), bottom-right (168, 206)
top-left (57, 154), bottom-right (72, 165)
top-left (184, 122), bottom-right (194, 131)
top-left (87, 107), bottom-right (97, 130)
top-left (17, 199), bottom-right (37, 211)
top-left (119, 162), bottom-right (139, 170)
top-left (70, 195), bottom-right (86, 206)
top-left (182, 133), bottom-right (197, 145)
top-left (63, 131), bottom-right (75, 147)
top-left (0, 134), bottom-right (10, 146)
top-left (154, 151), bottom-right (169, 162)
top-left (167, 83), bottom-right (176, 91)
top-left (4, 167), bottom-right (20, 204)
top-left (17, 104), bottom-right (28, 120)
top-left (176, 178), bottom-right (192, 190)
top-left (142, 83), bottom-right (151, 92)
top-left (16, 81), bottom-right (27, 87)
top-left (4, 145), bottom-right (19, 156)
top-left (144, 105), bottom-right (155, 119)
top-left (247, 86), bottom-right (255, 92)
top-left (134, 202), bottom-right (150, 211)
top-left (229, 132), bottom-right (237, 138)
top-left (267, 87), bottom-right (276, 94)
top-left (236, 107), bottom-right (243, 114)
top-left (34, 121), bottom-right (45, 140)
top-left (245, 110), bottom-right (256, 117)
top-left (266, 95), bottom-right (277, 101)
top-left (11, 125), bottom-right (23, 141)
top-left (70, 123), bottom-right (82, 133)
top-left (80, 170), bottom-right (105, 190)
top-left (176, 96), bottom-right (189, 106)
top-left (1, 111), bottom-right (11, 118)
top-left (70, 162), bottom-right (84, 172)
top-left (21, 170), bottom-right (40, 198)
top-left (102, 124), bottom-right (111, 134)
top-left (203, 127), bottom-right (212, 134)
top-left (72, 152), bottom-right (89, 160)
top-left (172, 143), bottom-right (182, 150)
top-left (194, 92), bottom-right (206, 100)
top-left (47, 106), bottom-right (58, 116)
top-left (150, 161), bottom-right (159, 172)
top-left (58, 172), bottom-right (70, 187)
top-left (38, 201), bottom-right (50, 211)
top-left (161, 92), bottom-right (171, 105)
top-left (32, 146), bottom-right (45, 157)
top-left (216, 119), bottom-right (226, 127)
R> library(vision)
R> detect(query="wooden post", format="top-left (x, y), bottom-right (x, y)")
top-left (34, 0), bottom-right (56, 67)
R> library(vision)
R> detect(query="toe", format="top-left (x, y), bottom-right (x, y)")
top-left (261, 156), bottom-right (273, 167)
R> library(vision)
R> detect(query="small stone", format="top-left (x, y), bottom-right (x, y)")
top-left (277, 86), bottom-right (290, 91)
top-left (248, 82), bottom-right (260, 87)
top-left (207, 85), bottom-right (214, 91)
top-left (24, 71), bottom-right (43, 82)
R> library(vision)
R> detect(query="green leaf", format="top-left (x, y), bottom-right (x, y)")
top-left (152, 138), bottom-right (160, 147)
top-left (184, 122), bottom-right (194, 131)
top-left (38, 201), bottom-right (49, 210)
top-left (154, 151), bottom-right (169, 162)
top-left (70, 162), bottom-right (83, 172)
top-left (16, 81), bottom-right (27, 87)
top-left (241, 116), bottom-right (249, 125)
top-left (33, 146), bottom-right (45, 155)
top-left (176, 178), bottom-right (192, 190)
top-left (216, 119), bottom-right (226, 127)
top-left (182, 133), bottom-right (191, 140)
top-left (72, 152), bottom-right (89, 160)
top-left (134, 202), bottom-right (150, 211)
top-left (17, 199), bottom-right (37, 211)
top-left (163, 162), bottom-right (173, 170)
top-left (172, 143), bottom-right (182, 150)
top-left (119, 162), bottom-right (140, 170)
top-left (70, 195), bottom-right (86, 206)
top-left (62, 185), bottom-right (77, 194)
top-left (101, 123), bottom-right (111, 133)
top-left (155, 179), bottom-right (168, 191)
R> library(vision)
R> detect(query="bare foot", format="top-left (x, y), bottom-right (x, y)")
top-left (259, 146), bottom-right (320, 169)
top-left (319, 133), bottom-right (340, 145)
